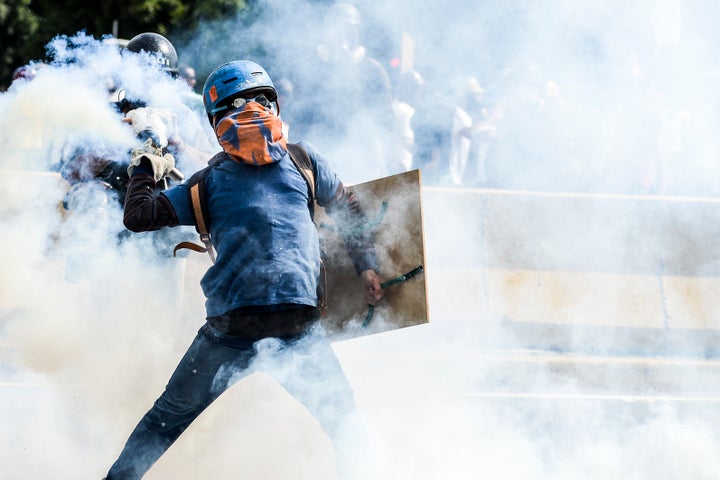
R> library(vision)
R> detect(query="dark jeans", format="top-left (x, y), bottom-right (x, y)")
top-left (105, 320), bottom-right (369, 479)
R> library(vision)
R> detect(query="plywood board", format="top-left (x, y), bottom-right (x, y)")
top-left (315, 169), bottom-right (429, 339)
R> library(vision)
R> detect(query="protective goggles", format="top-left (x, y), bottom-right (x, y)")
top-left (230, 93), bottom-right (277, 115)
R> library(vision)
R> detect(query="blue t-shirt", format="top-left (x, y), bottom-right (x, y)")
top-left (163, 142), bottom-right (341, 317)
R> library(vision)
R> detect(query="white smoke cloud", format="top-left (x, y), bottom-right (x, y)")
top-left (3, 2), bottom-right (720, 479)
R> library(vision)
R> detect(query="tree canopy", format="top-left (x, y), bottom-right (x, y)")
top-left (0, 0), bottom-right (250, 90)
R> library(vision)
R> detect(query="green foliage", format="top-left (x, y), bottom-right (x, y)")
top-left (0, 0), bottom-right (250, 90)
top-left (173, 1), bottom-right (268, 86)
top-left (0, 0), bottom-right (39, 90)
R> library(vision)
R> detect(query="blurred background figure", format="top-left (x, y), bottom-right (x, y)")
top-left (408, 80), bottom-right (453, 186)
top-left (286, 2), bottom-right (398, 183)
top-left (58, 32), bottom-right (212, 200)
top-left (2, 62), bottom-right (48, 160)
top-left (448, 76), bottom-right (500, 187)
top-left (482, 60), bottom-right (542, 190)
top-left (10, 63), bottom-right (43, 85)
top-left (177, 61), bottom-right (211, 141)
top-left (389, 69), bottom-right (426, 174)
top-left (274, 76), bottom-right (295, 137)
top-left (51, 32), bottom-right (212, 283)
top-left (178, 63), bottom-right (197, 91)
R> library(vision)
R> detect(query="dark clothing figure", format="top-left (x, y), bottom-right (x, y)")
top-left (106, 321), bottom-right (363, 479)
top-left (104, 60), bottom-right (384, 480)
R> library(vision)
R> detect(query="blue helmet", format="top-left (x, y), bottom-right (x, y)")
top-left (203, 60), bottom-right (278, 118)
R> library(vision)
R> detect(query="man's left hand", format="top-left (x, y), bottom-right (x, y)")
top-left (361, 269), bottom-right (384, 305)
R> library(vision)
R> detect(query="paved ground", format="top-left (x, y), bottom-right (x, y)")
top-left (4, 184), bottom-right (720, 478)
top-left (3, 316), bottom-right (719, 479)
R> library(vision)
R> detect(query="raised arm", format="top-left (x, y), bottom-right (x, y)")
top-left (122, 146), bottom-right (180, 232)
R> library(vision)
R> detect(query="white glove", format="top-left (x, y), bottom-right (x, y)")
top-left (128, 138), bottom-right (177, 183)
top-left (124, 107), bottom-right (178, 148)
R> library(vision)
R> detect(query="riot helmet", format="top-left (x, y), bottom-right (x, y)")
top-left (125, 32), bottom-right (179, 76)
top-left (12, 64), bottom-right (40, 82)
top-left (202, 60), bottom-right (279, 122)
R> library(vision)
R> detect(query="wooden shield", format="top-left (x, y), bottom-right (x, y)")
top-left (315, 169), bottom-right (429, 340)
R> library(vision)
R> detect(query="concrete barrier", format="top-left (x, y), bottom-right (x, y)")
top-left (422, 187), bottom-right (720, 334)
top-left (4, 171), bottom-right (720, 352)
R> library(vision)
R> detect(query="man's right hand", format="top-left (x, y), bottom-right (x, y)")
top-left (127, 138), bottom-right (177, 183)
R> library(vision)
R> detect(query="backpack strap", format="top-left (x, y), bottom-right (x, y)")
top-left (286, 143), bottom-right (316, 219)
top-left (172, 144), bottom-right (326, 314)
top-left (173, 164), bottom-right (216, 262)
top-left (173, 144), bottom-right (318, 265)
top-left (286, 143), bottom-right (326, 315)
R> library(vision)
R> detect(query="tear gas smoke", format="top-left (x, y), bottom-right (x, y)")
top-left (3, 1), bottom-right (720, 479)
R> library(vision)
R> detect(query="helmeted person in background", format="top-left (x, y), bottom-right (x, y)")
top-left (55, 32), bottom-right (214, 283)
top-left (102, 59), bottom-right (384, 480)
top-left (58, 32), bottom-right (215, 206)
top-left (120, 32), bottom-right (217, 173)
top-left (287, 2), bottom-right (397, 183)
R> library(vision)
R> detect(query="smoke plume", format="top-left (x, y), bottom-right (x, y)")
top-left (2, 1), bottom-right (720, 479)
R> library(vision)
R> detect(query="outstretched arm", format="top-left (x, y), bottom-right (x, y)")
top-left (325, 184), bottom-right (384, 305)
